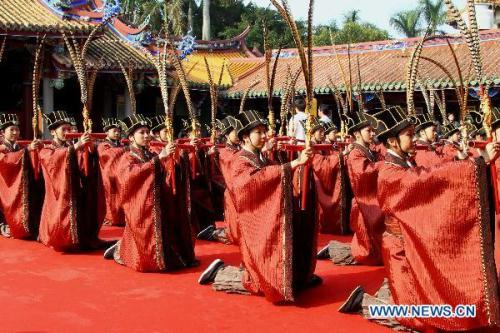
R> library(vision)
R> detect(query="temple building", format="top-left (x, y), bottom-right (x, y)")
top-left (0, 0), bottom-right (499, 136)
top-left (0, 0), bottom-right (258, 137)
top-left (224, 29), bottom-right (500, 124)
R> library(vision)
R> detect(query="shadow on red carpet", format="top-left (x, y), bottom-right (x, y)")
top-left (0, 226), bottom-right (392, 332)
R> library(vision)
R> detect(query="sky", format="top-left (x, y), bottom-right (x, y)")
top-left (244, 0), bottom-right (468, 38)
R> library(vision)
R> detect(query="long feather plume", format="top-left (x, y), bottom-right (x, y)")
top-left (239, 80), bottom-right (261, 114)
top-left (279, 67), bottom-right (302, 135)
top-left (118, 61), bottom-right (136, 115)
top-left (203, 57), bottom-right (218, 142)
top-left (32, 35), bottom-right (46, 139)
top-left (0, 37), bottom-right (6, 64)
top-left (270, 0), bottom-right (312, 106)
top-left (356, 54), bottom-right (364, 111)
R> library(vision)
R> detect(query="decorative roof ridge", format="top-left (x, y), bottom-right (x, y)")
top-left (273, 29), bottom-right (500, 58)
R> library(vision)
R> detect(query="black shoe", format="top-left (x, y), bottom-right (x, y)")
top-left (316, 244), bottom-right (330, 259)
top-left (197, 225), bottom-right (215, 241)
top-left (308, 274), bottom-right (323, 288)
top-left (198, 259), bottom-right (224, 285)
top-left (103, 243), bottom-right (118, 260)
top-left (338, 285), bottom-right (365, 313)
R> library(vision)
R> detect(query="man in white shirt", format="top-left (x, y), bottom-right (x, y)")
top-left (287, 97), bottom-right (307, 141)
top-left (318, 104), bottom-right (332, 123)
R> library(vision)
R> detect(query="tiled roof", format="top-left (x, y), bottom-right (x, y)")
top-left (225, 30), bottom-right (500, 98)
top-left (0, 0), bottom-right (95, 34)
top-left (0, 0), bottom-right (255, 86)
top-left (184, 50), bottom-right (248, 87)
top-left (52, 31), bottom-right (154, 71)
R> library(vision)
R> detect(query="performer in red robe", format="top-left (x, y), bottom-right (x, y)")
top-left (181, 120), bottom-right (218, 234)
top-left (413, 113), bottom-right (447, 167)
top-left (341, 106), bottom-right (500, 332)
top-left (465, 110), bottom-right (488, 159)
top-left (197, 116), bottom-right (241, 244)
top-left (0, 114), bottom-right (42, 239)
top-left (306, 118), bottom-right (350, 235)
top-left (104, 114), bottom-right (197, 272)
top-left (148, 114), bottom-right (196, 249)
top-left (38, 111), bottom-right (106, 251)
top-left (322, 120), bottom-right (339, 145)
top-left (97, 118), bottom-right (125, 226)
top-left (199, 110), bottom-right (321, 303)
top-left (318, 111), bottom-right (384, 266)
top-left (441, 122), bottom-right (462, 159)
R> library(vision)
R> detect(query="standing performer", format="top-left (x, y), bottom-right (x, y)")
top-left (97, 118), bottom-right (125, 226)
top-left (0, 114), bottom-right (42, 239)
top-left (199, 110), bottom-right (320, 303)
top-left (104, 114), bottom-right (197, 272)
top-left (343, 106), bottom-right (500, 332)
top-left (197, 116), bottom-right (241, 244)
top-left (441, 122), bottom-right (462, 159)
top-left (318, 111), bottom-right (384, 265)
top-left (306, 118), bottom-right (350, 235)
top-left (38, 111), bottom-right (105, 251)
top-left (322, 120), bottom-right (339, 145)
top-left (148, 115), bottom-right (169, 142)
top-left (413, 113), bottom-right (447, 167)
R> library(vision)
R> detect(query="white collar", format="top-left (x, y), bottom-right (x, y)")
top-left (387, 149), bottom-right (413, 168)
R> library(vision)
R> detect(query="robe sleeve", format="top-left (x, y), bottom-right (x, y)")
top-left (38, 146), bottom-right (80, 250)
top-left (0, 148), bottom-right (33, 238)
top-left (118, 154), bottom-right (168, 272)
top-left (311, 153), bottom-right (349, 234)
top-left (230, 157), bottom-right (295, 303)
top-left (97, 143), bottom-right (126, 226)
top-left (377, 159), bottom-right (500, 330)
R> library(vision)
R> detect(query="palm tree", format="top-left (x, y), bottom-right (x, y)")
top-left (202, 0), bottom-right (211, 40)
top-left (418, 0), bottom-right (446, 34)
top-left (137, 0), bottom-right (188, 35)
top-left (343, 9), bottom-right (361, 24)
top-left (390, 9), bottom-right (423, 38)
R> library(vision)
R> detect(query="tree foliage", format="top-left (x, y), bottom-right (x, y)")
top-left (120, 0), bottom-right (389, 49)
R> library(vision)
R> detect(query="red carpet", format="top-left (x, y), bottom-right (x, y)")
top-left (0, 226), bottom-right (391, 333)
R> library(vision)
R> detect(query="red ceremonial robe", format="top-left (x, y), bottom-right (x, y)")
top-left (117, 145), bottom-right (196, 272)
top-left (150, 144), bottom-right (195, 249)
top-left (414, 140), bottom-right (446, 168)
top-left (378, 152), bottom-right (500, 331)
top-left (97, 139), bottom-right (125, 226)
top-left (311, 151), bottom-right (350, 234)
top-left (215, 143), bottom-right (240, 243)
top-left (39, 141), bottom-right (100, 251)
top-left (0, 141), bottom-right (40, 239)
top-left (441, 141), bottom-right (460, 160)
top-left (188, 149), bottom-right (216, 233)
top-left (345, 143), bottom-right (385, 265)
top-left (229, 149), bottom-right (317, 303)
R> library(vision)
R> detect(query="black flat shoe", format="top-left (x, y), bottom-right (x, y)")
top-left (198, 259), bottom-right (224, 285)
top-left (338, 285), bottom-right (365, 313)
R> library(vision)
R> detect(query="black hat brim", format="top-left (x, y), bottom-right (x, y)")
top-left (237, 121), bottom-right (267, 140)
top-left (125, 123), bottom-right (150, 137)
top-left (0, 121), bottom-right (19, 131)
top-left (103, 125), bottom-right (120, 132)
top-left (151, 124), bottom-right (166, 133)
top-left (48, 120), bottom-right (71, 131)
top-left (415, 121), bottom-right (435, 133)
top-left (442, 128), bottom-right (460, 138)
top-left (347, 120), bottom-right (372, 135)
top-left (377, 119), bottom-right (413, 142)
